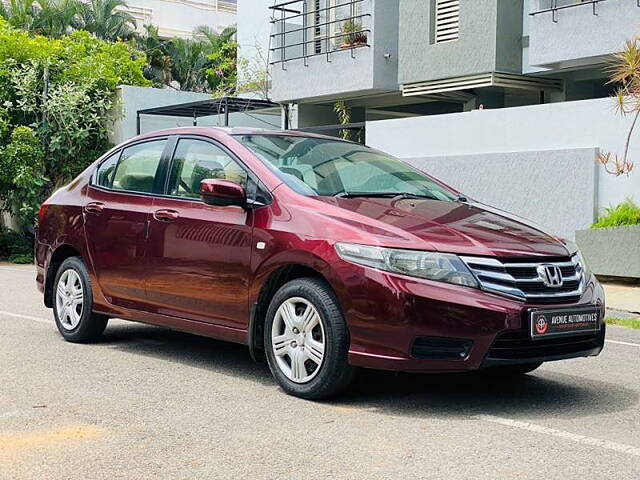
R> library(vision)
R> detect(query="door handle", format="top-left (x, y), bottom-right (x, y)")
top-left (153, 209), bottom-right (179, 222)
top-left (84, 202), bottom-right (104, 214)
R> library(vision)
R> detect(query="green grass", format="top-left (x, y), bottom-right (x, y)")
top-left (605, 317), bottom-right (640, 329)
top-left (592, 199), bottom-right (640, 229)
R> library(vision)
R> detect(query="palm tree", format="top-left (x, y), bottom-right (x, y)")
top-left (0, 0), bottom-right (39, 32)
top-left (77, 0), bottom-right (136, 41)
top-left (33, 0), bottom-right (83, 37)
top-left (194, 25), bottom-right (236, 50)
top-left (166, 37), bottom-right (211, 92)
top-left (597, 38), bottom-right (639, 176)
top-left (197, 25), bottom-right (237, 95)
top-left (136, 24), bottom-right (173, 87)
top-left (0, 0), bottom-right (83, 37)
top-left (160, 26), bottom-right (236, 93)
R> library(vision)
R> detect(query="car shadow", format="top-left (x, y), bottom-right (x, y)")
top-left (337, 369), bottom-right (639, 421)
top-left (98, 321), bottom-right (638, 421)
top-left (98, 320), bottom-right (273, 386)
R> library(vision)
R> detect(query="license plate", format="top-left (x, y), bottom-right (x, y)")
top-left (530, 306), bottom-right (601, 340)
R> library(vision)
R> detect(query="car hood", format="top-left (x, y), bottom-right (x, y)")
top-left (313, 197), bottom-right (572, 258)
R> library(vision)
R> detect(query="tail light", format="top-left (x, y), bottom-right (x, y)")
top-left (38, 203), bottom-right (50, 225)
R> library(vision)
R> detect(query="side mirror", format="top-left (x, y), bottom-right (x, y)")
top-left (200, 179), bottom-right (246, 207)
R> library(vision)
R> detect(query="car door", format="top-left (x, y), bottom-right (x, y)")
top-left (84, 138), bottom-right (169, 310)
top-left (145, 137), bottom-right (253, 329)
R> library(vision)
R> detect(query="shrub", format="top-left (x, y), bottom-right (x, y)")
top-left (0, 19), bottom-right (150, 193)
top-left (340, 20), bottom-right (367, 46)
top-left (0, 125), bottom-right (46, 229)
top-left (0, 226), bottom-right (33, 262)
top-left (591, 200), bottom-right (640, 229)
top-left (8, 253), bottom-right (34, 264)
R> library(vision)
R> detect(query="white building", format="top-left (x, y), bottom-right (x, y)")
top-left (236, 0), bottom-right (640, 240)
top-left (124, 0), bottom-right (237, 38)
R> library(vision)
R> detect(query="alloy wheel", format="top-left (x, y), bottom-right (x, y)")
top-left (271, 297), bottom-right (326, 384)
top-left (55, 269), bottom-right (84, 331)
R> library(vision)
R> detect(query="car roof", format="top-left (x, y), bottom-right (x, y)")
top-left (134, 126), bottom-right (358, 143)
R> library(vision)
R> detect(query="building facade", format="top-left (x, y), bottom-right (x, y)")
top-left (236, 0), bottom-right (640, 238)
top-left (123, 0), bottom-right (237, 38)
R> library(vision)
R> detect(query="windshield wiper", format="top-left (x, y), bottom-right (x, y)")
top-left (334, 192), bottom-right (397, 198)
top-left (391, 193), bottom-right (439, 201)
top-left (334, 191), bottom-right (441, 200)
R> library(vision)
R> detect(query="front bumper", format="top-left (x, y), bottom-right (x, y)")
top-left (339, 265), bottom-right (605, 372)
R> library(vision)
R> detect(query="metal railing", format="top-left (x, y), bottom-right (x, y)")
top-left (269, 0), bottom-right (371, 68)
top-left (529, 0), bottom-right (639, 22)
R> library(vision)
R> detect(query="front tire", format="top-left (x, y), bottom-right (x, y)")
top-left (53, 257), bottom-right (108, 343)
top-left (264, 277), bottom-right (355, 399)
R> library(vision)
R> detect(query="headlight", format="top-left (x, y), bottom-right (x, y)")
top-left (575, 249), bottom-right (591, 279)
top-left (335, 243), bottom-right (478, 288)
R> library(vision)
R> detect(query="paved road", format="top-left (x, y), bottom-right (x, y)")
top-left (0, 263), bottom-right (639, 480)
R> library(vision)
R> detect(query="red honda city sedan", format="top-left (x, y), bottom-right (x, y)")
top-left (36, 127), bottom-right (605, 399)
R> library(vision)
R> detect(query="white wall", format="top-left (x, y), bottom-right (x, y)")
top-left (236, 0), bottom-right (273, 92)
top-left (111, 86), bottom-right (280, 144)
top-left (366, 97), bottom-right (639, 233)
top-left (403, 149), bottom-right (598, 239)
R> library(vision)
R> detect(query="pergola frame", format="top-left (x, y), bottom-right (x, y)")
top-left (135, 97), bottom-right (280, 134)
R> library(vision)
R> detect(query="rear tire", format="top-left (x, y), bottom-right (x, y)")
top-left (264, 277), bottom-right (356, 400)
top-left (52, 257), bottom-right (108, 343)
top-left (483, 362), bottom-right (543, 376)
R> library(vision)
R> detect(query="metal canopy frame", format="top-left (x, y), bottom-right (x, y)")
top-left (135, 97), bottom-right (279, 134)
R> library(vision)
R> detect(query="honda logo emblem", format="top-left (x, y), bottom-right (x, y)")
top-left (536, 264), bottom-right (563, 288)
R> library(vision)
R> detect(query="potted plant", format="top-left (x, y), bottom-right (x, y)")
top-left (574, 37), bottom-right (640, 279)
top-left (339, 20), bottom-right (367, 49)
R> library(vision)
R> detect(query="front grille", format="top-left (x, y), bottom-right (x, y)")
top-left (411, 337), bottom-right (473, 360)
top-left (486, 328), bottom-right (603, 361)
top-left (460, 254), bottom-right (586, 303)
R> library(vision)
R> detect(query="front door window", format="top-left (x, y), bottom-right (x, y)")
top-left (167, 139), bottom-right (248, 199)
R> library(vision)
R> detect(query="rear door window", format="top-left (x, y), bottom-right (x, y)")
top-left (112, 140), bottom-right (167, 194)
top-left (95, 151), bottom-right (120, 188)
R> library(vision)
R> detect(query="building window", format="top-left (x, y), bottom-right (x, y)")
top-left (313, 0), bottom-right (323, 54)
top-left (434, 0), bottom-right (460, 44)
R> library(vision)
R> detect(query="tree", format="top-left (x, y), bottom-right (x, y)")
top-left (135, 24), bottom-right (239, 94)
top-left (76, 0), bottom-right (136, 41)
top-left (236, 43), bottom-right (270, 100)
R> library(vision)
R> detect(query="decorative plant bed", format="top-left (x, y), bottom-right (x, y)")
top-left (576, 225), bottom-right (640, 279)
top-left (340, 40), bottom-right (367, 49)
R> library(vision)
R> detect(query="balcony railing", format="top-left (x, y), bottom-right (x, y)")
top-left (529, 0), bottom-right (639, 23)
top-left (269, 0), bottom-right (371, 68)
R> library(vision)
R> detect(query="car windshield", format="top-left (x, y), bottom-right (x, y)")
top-left (235, 134), bottom-right (457, 201)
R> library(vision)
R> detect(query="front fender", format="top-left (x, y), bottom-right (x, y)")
top-left (249, 240), bottom-right (347, 308)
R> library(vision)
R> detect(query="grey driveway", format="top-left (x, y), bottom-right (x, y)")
top-left (0, 263), bottom-right (638, 479)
